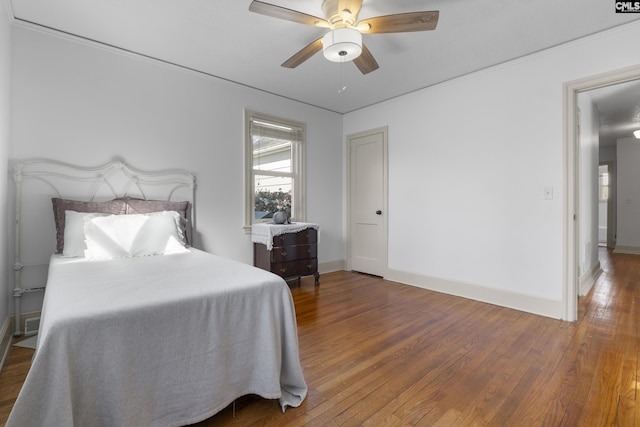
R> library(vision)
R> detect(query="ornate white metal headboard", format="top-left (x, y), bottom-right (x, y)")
top-left (12, 159), bottom-right (196, 336)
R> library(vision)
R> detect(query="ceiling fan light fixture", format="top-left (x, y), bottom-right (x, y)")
top-left (634, 129), bottom-right (640, 139)
top-left (322, 28), bottom-right (362, 62)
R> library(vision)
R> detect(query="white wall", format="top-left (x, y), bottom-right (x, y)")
top-left (600, 145), bottom-right (617, 162)
top-left (616, 137), bottom-right (640, 250)
top-left (0, 2), bottom-right (12, 327)
top-left (10, 25), bottom-right (345, 313)
top-left (598, 200), bottom-right (607, 242)
top-left (343, 21), bottom-right (640, 318)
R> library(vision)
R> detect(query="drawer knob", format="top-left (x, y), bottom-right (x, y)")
top-left (307, 264), bottom-right (313, 269)
top-left (280, 268), bottom-right (287, 274)
top-left (280, 251), bottom-right (287, 257)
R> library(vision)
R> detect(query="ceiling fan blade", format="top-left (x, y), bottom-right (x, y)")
top-left (353, 43), bottom-right (379, 74)
top-left (281, 38), bottom-right (324, 68)
top-left (358, 11), bottom-right (439, 34)
top-left (249, 1), bottom-right (329, 27)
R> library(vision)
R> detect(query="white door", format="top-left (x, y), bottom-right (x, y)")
top-left (348, 128), bottom-right (387, 276)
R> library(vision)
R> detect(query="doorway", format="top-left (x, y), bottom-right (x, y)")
top-left (564, 65), bottom-right (640, 321)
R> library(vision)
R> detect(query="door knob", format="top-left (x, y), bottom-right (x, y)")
top-left (376, 210), bottom-right (382, 215)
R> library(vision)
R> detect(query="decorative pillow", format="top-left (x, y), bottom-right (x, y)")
top-left (83, 211), bottom-right (189, 259)
top-left (52, 198), bottom-right (126, 254)
top-left (125, 198), bottom-right (190, 243)
top-left (62, 211), bottom-right (109, 257)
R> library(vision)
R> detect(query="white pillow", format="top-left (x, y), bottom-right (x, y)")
top-left (62, 211), bottom-right (109, 257)
top-left (83, 211), bottom-right (189, 259)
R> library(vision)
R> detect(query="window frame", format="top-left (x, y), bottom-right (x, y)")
top-left (599, 164), bottom-right (609, 202)
top-left (244, 110), bottom-right (306, 231)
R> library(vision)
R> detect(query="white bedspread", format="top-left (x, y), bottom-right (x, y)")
top-left (7, 249), bottom-right (307, 427)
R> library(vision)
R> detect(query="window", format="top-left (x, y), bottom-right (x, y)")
top-left (599, 164), bottom-right (609, 202)
top-left (244, 111), bottom-right (305, 229)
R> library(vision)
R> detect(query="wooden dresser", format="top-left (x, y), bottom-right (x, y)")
top-left (253, 224), bottom-right (320, 286)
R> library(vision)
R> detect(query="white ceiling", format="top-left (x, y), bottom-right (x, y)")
top-left (8, 0), bottom-right (640, 123)
top-left (588, 80), bottom-right (640, 146)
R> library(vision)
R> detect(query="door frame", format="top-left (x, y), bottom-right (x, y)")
top-left (563, 64), bottom-right (640, 321)
top-left (346, 126), bottom-right (389, 276)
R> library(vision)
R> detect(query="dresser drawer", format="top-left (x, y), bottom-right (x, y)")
top-left (271, 258), bottom-right (318, 278)
top-left (270, 243), bottom-right (317, 262)
top-left (272, 228), bottom-right (317, 247)
top-left (252, 224), bottom-right (320, 286)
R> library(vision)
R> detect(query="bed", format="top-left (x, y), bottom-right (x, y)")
top-left (7, 159), bottom-right (307, 426)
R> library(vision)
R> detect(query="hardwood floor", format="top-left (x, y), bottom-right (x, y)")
top-left (1, 248), bottom-right (639, 426)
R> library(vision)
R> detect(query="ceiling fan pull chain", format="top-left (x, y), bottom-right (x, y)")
top-left (338, 60), bottom-right (347, 94)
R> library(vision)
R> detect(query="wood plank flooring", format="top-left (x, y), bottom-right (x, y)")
top-left (1, 247), bottom-right (639, 426)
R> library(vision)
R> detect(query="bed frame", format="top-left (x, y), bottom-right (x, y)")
top-left (12, 159), bottom-right (196, 336)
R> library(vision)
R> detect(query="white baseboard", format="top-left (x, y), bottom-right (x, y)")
top-left (319, 259), bottom-right (345, 274)
top-left (613, 245), bottom-right (640, 255)
top-left (385, 269), bottom-right (563, 319)
top-left (579, 261), bottom-right (602, 296)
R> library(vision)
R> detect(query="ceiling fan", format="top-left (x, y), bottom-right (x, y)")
top-left (248, 0), bottom-right (439, 74)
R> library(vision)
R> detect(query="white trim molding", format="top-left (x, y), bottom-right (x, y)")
top-left (613, 245), bottom-right (640, 255)
top-left (579, 261), bottom-right (602, 296)
top-left (386, 269), bottom-right (563, 319)
top-left (318, 260), bottom-right (345, 274)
